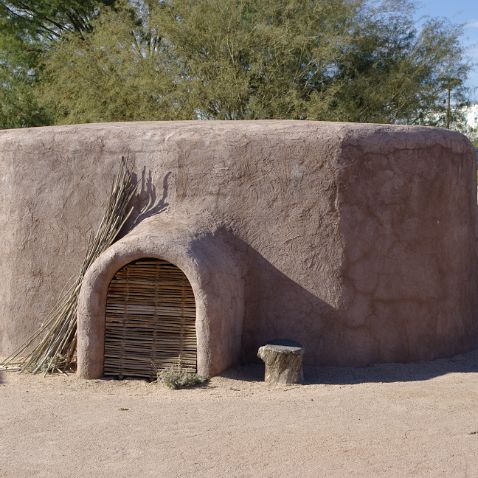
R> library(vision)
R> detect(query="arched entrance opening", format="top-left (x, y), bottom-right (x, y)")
top-left (103, 257), bottom-right (196, 379)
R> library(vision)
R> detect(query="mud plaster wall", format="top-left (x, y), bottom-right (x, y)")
top-left (0, 121), bottom-right (477, 367)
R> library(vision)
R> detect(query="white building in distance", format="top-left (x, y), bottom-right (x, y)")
top-left (463, 103), bottom-right (478, 132)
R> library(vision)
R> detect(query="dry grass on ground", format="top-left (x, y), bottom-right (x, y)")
top-left (2, 351), bottom-right (478, 477)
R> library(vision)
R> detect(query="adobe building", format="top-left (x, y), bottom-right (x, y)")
top-left (0, 121), bottom-right (477, 379)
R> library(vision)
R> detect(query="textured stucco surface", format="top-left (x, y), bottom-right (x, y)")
top-left (1, 121), bottom-right (477, 374)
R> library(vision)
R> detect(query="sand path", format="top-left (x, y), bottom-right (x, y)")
top-left (2, 352), bottom-right (478, 477)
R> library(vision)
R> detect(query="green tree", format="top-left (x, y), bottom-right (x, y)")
top-left (0, 13), bottom-right (46, 127)
top-left (38, 3), bottom-right (192, 123)
top-left (37, 0), bottom-right (366, 122)
top-left (0, 0), bottom-right (115, 128)
top-left (305, 7), bottom-right (471, 124)
top-left (0, 0), bottom-right (116, 39)
top-left (2, 0), bottom-right (473, 127)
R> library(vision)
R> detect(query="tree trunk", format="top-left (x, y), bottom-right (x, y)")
top-left (257, 342), bottom-right (304, 385)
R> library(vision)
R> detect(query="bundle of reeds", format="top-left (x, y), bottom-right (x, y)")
top-left (0, 158), bottom-right (137, 374)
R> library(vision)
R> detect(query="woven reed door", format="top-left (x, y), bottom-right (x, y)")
top-left (103, 258), bottom-right (197, 379)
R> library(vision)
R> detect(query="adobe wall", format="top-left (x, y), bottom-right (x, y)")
top-left (0, 121), bottom-right (477, 370)
top-left (336, 128), bottom-right (478, 364)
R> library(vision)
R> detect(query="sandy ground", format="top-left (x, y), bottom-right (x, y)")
top-left (2, 352), bottom-right (478, 478)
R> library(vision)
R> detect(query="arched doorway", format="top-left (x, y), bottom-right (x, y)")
top-left (103, 258), bottom-right (196, 379)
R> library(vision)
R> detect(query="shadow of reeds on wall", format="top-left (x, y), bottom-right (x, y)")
top-left (128, 168), bottom-right (171, 230)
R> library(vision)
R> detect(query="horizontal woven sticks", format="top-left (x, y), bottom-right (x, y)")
top-left (103, 258), bottom-right (197, 380)
top-left (1, 158), bottom-right (137, 374)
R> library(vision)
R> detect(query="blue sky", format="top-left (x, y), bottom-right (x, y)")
top-left (416, 0), bottom-right (478, 99)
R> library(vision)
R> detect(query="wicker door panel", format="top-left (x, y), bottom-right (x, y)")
top-left (104, 258), bottom-right (196, 379)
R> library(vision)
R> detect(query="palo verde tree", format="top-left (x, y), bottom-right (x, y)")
top-left (0, 0), bottom-right (115, 128)
top-left (1, 0), bottom-right (473, 128)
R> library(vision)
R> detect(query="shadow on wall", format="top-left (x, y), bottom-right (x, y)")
top-left (121, 167), bottom-right (171, 235)
top-left (230, 236), bottom-right (343, 366)
top-left (227, 236), bottom-right (478, 379)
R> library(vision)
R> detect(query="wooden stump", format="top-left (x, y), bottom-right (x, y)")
top-left (257, 340), bottom-right (304, 385)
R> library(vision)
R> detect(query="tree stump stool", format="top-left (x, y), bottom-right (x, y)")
top-left (257, 340), bottom-right (304, 385)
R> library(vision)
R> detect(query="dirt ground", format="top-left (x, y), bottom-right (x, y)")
top-left (2, 351), bottom-right (478, 478)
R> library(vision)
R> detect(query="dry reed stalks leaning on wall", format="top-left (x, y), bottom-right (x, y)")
top-left (0, 158), bottom-right (137, 374)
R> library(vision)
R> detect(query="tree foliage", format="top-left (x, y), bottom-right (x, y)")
top-left (0, 11), bottom-right (45, 127)
top-left (0, 0), bottom-right (115, 39)
top-left (0, 0), bottom-right (114, 127)
top-left (39, 4), bottom-right (190, 123)
top-left (0, 0), bottom-right (473, 128)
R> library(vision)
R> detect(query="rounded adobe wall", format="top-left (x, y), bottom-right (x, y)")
top-left (0, 121), bottom-right (477, 368)
top-left (77, 215), bottom-right (244, 378)
top-left (0, 120), bottom-right (345, 360)
top-left (334, 127), bottom-right (478, 364)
